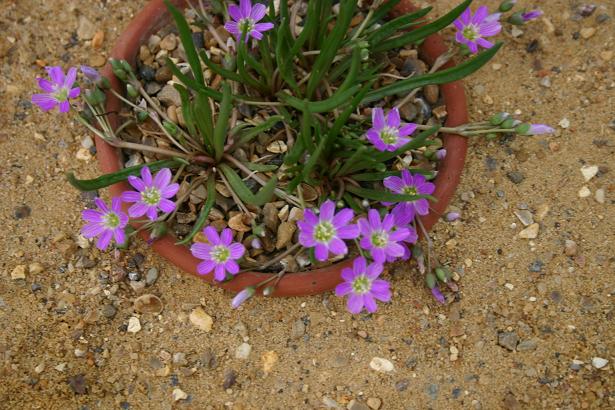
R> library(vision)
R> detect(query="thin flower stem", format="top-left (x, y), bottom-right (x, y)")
top-left (251, 243), bottom-right (302, 272)
top-left (351, 8), bottom-right (374, 41)
top-left (416, 217), bottom-right (432, 275)
top-left (218, 169), bottom-right (251, 215)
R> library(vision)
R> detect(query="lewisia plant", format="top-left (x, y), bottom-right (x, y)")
top-left (32, 0), bottom-right (551, 313)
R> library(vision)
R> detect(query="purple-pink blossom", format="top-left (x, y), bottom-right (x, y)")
top-left (366, 107), bottom-right (417, 152)
top-left (32, 66), bottom-right (80, 113)
top-left (81, 197), bottom-right (129, 250)
top-left (80, 65), bottom-right (101, 83)
top-left (224, 0), bottom-right (274, 43)
top-left (358, 209), bottom-right (410, 263)
top-left (297, 200), bottom-right (360, 262)
top-left (231, 287), bottom-right (255, 308)
top-left (335, 257), bottom-right (391, 314)
top-left (191, 227), bottom-right (246, 281)
top-left (453, 6), bottom-right (502, 54)
top-left (522, 10), bottom-right (543, 22)
top-left (384, 170), bottom-right (435, 224)
top-left (122, 167), bottom-right (179, 221)
top-left (431, 286), bottom-right (446, 304)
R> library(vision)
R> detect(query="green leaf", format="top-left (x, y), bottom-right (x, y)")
top-left (164, 0), bottom-right (204, 86)
top-left (174, 83), bottom-right (197, 137)
top-left (219, 164), bottom-right (277, 206)
top-left (176, 177), bottom-right (216, 245)
top-left (199, 50), bottom-right (242, 83)
top-left (192, 90), bottom-right (214, 153)
top-left (245, 162), bottom-right (278, 172)
top-left (214, 83), bottom-right (233, 161)
top-left (370, 0), bottom-right (402, 25)
top-left (67, 159), bottom-right (182, 191)
top-left (364, 42), bottom-right (501, 104)
top-left (342, 192), bottom-right (363, 213)
top-left (352, 168), bottom-right (435, 181)
top-left (236, 115), bottom-right (284, 147)
top-left (367, 6), bottom-right (432, 46)
top-left (373, 0), bottom-right (472, 53)
top-left (237, 39), bottom-right (268, 94)
top-left (166, 57), bottom-right (222, 101)
top-left (346, 185), bottom-right (435, 203)
top-left (278, 84), bottom-right (362, 113)
top-left (306, 0), bottom-right (356, 98)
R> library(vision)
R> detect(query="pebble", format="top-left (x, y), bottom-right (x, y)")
top-left (395, 379), bottom-right (409, 392)
top-left (369, 357), bottom-right (394, 373)
top-left (578, 186), bottom-right (591, 198)
top-left (160, 34), bottom-right (178, 51)
top-left (580, 165), bottom-right (599, 181)
top-left (223, 369), bottom-right (237, 389)
top-left (157, 84), bottom-right (182, 106)
top-left (77, 16), bottom-right (96, 40)
top-left (426, 384), bottom-right (439, 400)
top-left (518, 223), bottom-right (539, 239)
top-left (506, 171), bottom-right (525, 184)
top-left (134, 294), bottom-right (163, 314)
top-left (592, 357), bottom-right (608, 369)
top-left (559, 118), bottom-right (570, 129)
top-left (262, 350), bottom-right (278, 373)
top-left (528, 260), bottom-right (544, 273)
top-left (497, 331), bottom-right (519, 351)
top-left (290, 319), bottom-right (306, 339)
top-left (594, 188), bottom-right (605, 204)
top-left (34, 363), bottom-right (45, 374)
top-left (517, 340), bottom-right (538, 352)
top-left (172, 388), bottom-right (188, 401)
top-left (366, 397), bottom-right (382, 410)
top-left (189, 308), bottom-right (213, 332)
top-left (535, 204), bottom-right (550, 222)
top-left (570, 360), bottom-right (584, 371)
top-left (348, 400), bottom-right (370, 410)
top-left (11, 265), bottom-right (26, 280)
top-left (91, 31), bottom-right (105, 49)
top-left (145, 268), bottom-right (159, 286)
top-left (514, 210), bottom-right (534, 226)
top-left (235, 343), bottom-right (252, 360)
top-left (14, 205), bottom-right (31, 219)
top-left (580, 27), bottom-right (596, 39)
top-left (89, 54), bottom-right (106, 67)
top-left (101, 304), bottom-right (117, 319)
top-left (322, 396), bottom-right (340, 408)
top-left (127, 317), bottom-right (141, 333)
top-left (564, 240), bottom-right (578, 256)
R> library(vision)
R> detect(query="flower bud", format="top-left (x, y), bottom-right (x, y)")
top-left (137, 110), bottom-right (149, 122)
top-left (110, 59), bottom-right (128, 81)
top-left (126, 83), bottom-right (139, 98)
top-left (489, 112), bottom-right (510, 125)
top-left (411, 244), bottom-right (423, 259)
top-left (485, 133), bottom-right (499, 140)
top-left (163, 120), bottom-right (179, 136)
top-left (500, 117), bottom-right (517, 129)
top-left (498, 0), bottom-right (517, 12)
top-left (425, 272), bottom-right (437, 289)
top-left (445, 211), bottom-right (460, 222)
top-left (507, 11), bottom-right (525, 25)
top-left (251, 222), bottom-right (265, 237)
top-left (223, 53), bottom-right (236, 71)
top-left (250, 237), bottom-right (262, 249)
top-left (431, 286), bottom-right (446, 304)
top-left (231, 286), bottom-right (255, 308)
top-left (435, 266), bottom-right (450, 283)
top-left (435, 148), bottom-right (447, 161)
top-left (149, 221), bottom-right (168, 241)
top-left (360, 48), bottom-right (370, 61)
top-left (262, 286), bottom-right (275, 296)
top-left (84, 87), bottom-right (106, 106)
top-left (514, 123), bottom-right (531, 135)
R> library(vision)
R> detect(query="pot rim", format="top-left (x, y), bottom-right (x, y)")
top-left (95, 0), bottom-right (469, 297)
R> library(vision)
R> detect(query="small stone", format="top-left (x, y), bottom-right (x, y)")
top-left (592, 357), bottom-right (608, 369)
top-left (77, 16), bottom-right (96, 40)
top-left (172, 388), bottom-right (188, 402)
top-left (535, 204), bottom-right (550, 222)
top-left (498, 331), bottom-right (518, 351)
top-left (134, 294), bottom-right (163, 314)
top-left (14, 204), bottom-right (31, 219)
top-left (564, 240), bottom-right (578, 256)
top-left (290, 319), bottom-right (306, 339)
top-left (266, 140), bottom-right (287, 153)
top-left (517, 340), bottom-right (538, 352)
top-left (67, 374), bottom-right (87, 395)
top-left (570, 360), bottom-right (584, 371)
top-left (594, 188), bottom-right (605, 204)
top-left (154, 66), bottom-right (173, 83)
top-left (539, 77), bottom-right (551, 88)
top-left (514, 210), bottom-right (534, 226)
top-left (91, 30), bottom-right (105, 48)
top-left (504, 283), bottom-right (514, 290)
top-left (34, 363), bottom-right (45, 374)
top-left (101, 304), bottom-right (117, 319)
top-left (578, 186), bottom-right (591, 198)
top-left (518, 223), bottom-right (539, 239)
top-left (423, 84), bottom-right (439, 104)
top-left (235, 343), bottom-right (252, 360)
top-left (600, 50), bottom-right (614, 62)
top-left (559, 118), bottom-right (570, 129)
top-left (263, 203), bottom-right (280, 231)
top-left (127, 317), bottom-right (141, 333)
top-left (322, 396), bottom-right (340, 408)
top-left (223, 369), bottom-right (237, 389)
top-left (89, 54), bottom-right (106, 67)
top-left (366, 397), bottom-right (382, 410)
top-left (506, 171), bottom-right (525, 184)
top-left (528, 260), bottom-right (544, 272)
top-left (160, 34), bottom-right (178, 51)
top-left (145, 268), bottom-right (159, 286)
top-left (262, 350), bottom-right (279, 374)
top-left (395, 379), bottom-right (410, 392)
top-left (275, 222), bottom-right (296, 249)
top-left (580, 165), bottom-right (599, 181)
top-left (157, 84), bottom-right (182, 106)
top-left (11, 265), bottom-right (26, 280)
top-left (426, 384), bottom-right (439, 400)
top-left (348, 400), bottom-right (370, 410)
top-left (580, 27), bottom-right (596, 39)
top-left (189, 307), bottom-right (213, 332)
top-left (74, 349), bottom-right (86, 358)
top-left (369, 357), bottom-right (394, 373)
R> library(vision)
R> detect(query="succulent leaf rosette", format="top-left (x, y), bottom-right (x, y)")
top-left (33, 0), bottom-right (552, 313)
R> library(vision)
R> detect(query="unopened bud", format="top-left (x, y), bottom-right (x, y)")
top-left (231, 286), bottom-right (255, 308)
top-left (498, 0), bottom-right (517, 12)
top-left (126, 83), bottom-right (139, 98)
top-left (501, 118), bottom-right (517, 129)
top-left (223, 53), bottom-right (236, 71)
top-left (137, 110), bottom-right (149, 122)
top-left (149, 221), bottom-right (168, 241)
top-left (163, 120), bottom-right (179, 136)
top-left (425, 272), bottom-right (437, 289)
top-left (262, 286), bottom-right (275, 296)
top-left (507, 11), bottom-right (525, 25)
top-left (435, 266), bottom-right (450, 283)
top-left (110, 59), bottom-right (128, 81)
top-left (489, 112), bottom-right (510, 126)
top-left (514, 123), bottom-right (531, 135)
top-left (84, 87), bottom-right (106, 106)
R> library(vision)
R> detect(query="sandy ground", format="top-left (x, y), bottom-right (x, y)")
top-left (1, 0), bottom-right (614, 409)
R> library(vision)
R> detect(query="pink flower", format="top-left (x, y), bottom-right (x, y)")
top-left (121, 167), bottom-right (179, 221)
top-left (453, 6), bottom-right (502, 54)
top-left (224, 0), bottom-right (274, 43)
top-left (335, 257), bottom-right (391, 314)
top-left (81, 197), bottom-right (128, 250)
top-left (191, 227), bottom-right (246, 281)
top-left (366, 107), bottom-right (417, 152)
top-left (32, 66), bottom-right (80, 113)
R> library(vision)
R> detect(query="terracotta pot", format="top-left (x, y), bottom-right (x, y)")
top-left (97, 0), bottom-right (468, 297)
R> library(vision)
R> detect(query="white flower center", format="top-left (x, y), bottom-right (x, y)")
top-left (402, 186), bottom-right (417, 196)
top-left (463, 25), bottom-right (480, 41)
top-left (379, 126), bottom-right (399, 145)
top-left (141, 187), bottom-right (161, 206)
top-left (313, 221), bottom-right (336, 243)
top-left (210, 245), bottom-right (231, 263)
top-left (104, 212), bottom-right (121, 229)
top-left (352, 274), bottom-right (371, 294)
top-left (239, 18), bottom-right (256, 34)
top-left (370, 230), bottom-right (389, 248)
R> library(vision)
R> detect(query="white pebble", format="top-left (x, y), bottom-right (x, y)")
top-left (172, 388), bottom-right (188, 401)
top-left (578, 186), bottom-right (591, 198)
top-left (595, 188), bottom-right (605, 204)
top-left (559, 118), bottom-right (570, 129)
top-left (370, 357), bottom-right (394, 373)
top-left (580, 165), bottom-right (599, 182)
top-left (127, 316), bottom-right (141, 333)
top-left (592, 357), bottom-right (609, 369)
top-left (235, 343), bottom-right (252, 360)
top-left (504, 283), bottom-right (514, 290)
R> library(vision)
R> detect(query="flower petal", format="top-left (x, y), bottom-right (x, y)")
top-left (214, 264), bottom-right (227, 281)
top-left (253, 22), bottom-right (274, 32)
top-left (127, 175), bottom-right (145, 192)
top-left (31, 93), bottom-right (57, 111)
top-left (472, 6), bottom-right (488, 24)
top-left (191, 243), bottom-right (212, 260)
top-left (224, 260), bottom-right (239, 275)
top-left (158, 198), bottom-right (176, 213)
top-left (58, 101), bottom-right (70, 113)
top-left (228, 4), bottom-right (242, 21)
top-left (121, 190), bottom-right (141, 203)
top-left (347, 294), bottom-right (364, 314)
top-left (314, 244), bottom-right (329, 261)
top-left (335, 282), bottom-right (353, 297)
top-left (81, 222), bottom-right (105, 238)
top-left (363, 294), bottom-right (378, 313)
top-left (64, 67), bottom-right (78, 88)
top-left (113, 227), bottom-right (126, 246)
top-left (371, 280), bottom-right (392, 301)
top-left (332, 208), bottom-right (354, 227)
top-left (153, 168), bottom-right (171, 189)
top-left (37, 78), bottom-right (55, 92)
top-left (128, 202), bottom-right (148, 218)
top-left (320, 200), bottom-right (336, 221)
top-left (399, 123), bottom-right (417, 137)
top-left (96, 230), bottom-right (113, 250)
top-left (329, 237), bottom-right (347, 255)
top-left (220, 228), bottom-right (233, 245)
top-left (82, 209), bottom-right (103, 223)
top-left (146, 206), bottom-right (158, 221)
top-left (386, 107), bottom-right (401, 128)
top-left (250, 3), bottom-right (267, 21)
top-left (353, 256), bottom-right (367, 275)
top-left (224, 21), bottom-right (240, 35)
top-left (372, 107), bottom-right (385, 130)
top-left (383, 176), bottom-right (404, 193)
top-left (140, 166), bottom-right (152, 186)
top-left (367, 209), bottom-right (381, 229)
top-left (240, 0), bottom-right (252, 18)
top-left (197, 260), bottom-right (215, 275)
top-left (229, 243), bottom-right (245, 259)
top-left (337, 224), bottom-right (360, 240)
top-left (46, 66), bottom-right (64, 85)
top-left (341, 266), bottom-right (356, 282)
top-left (365, 262), bottom-right (383, 279)
top-left (94, 198), bottom-right (109, 212)
top-left (204, 226), bottom-right (220, 245)
top-left (161, 183), bottom-right (179, 198)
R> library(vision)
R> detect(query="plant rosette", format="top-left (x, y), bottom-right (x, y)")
top-left (33, 0), bottom-right (552, 313)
